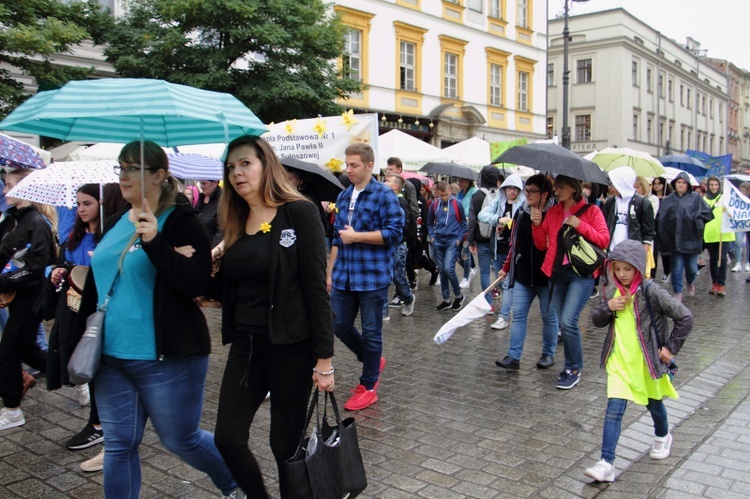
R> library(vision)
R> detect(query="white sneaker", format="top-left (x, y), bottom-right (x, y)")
top-left (469, 268), bottom-right (477, 280)
top-left (402, 296), bottom-right (415, 316)
top-left (80, 448), bottom-right (104, 472)
top-left (732, 263), bottom-right (741, 272)
top-left (76, 384), bottom-right (90, 407)
top-left (649, 433), bottom-right (672, 459)
top-left (459, 278), bottom-right (470, 289)
top-left (491, 317), bottom-right (508, 330)
top-left (584, 459), bottom-right (615, 482)
top-left (0, 408), bottom-right (25, 431)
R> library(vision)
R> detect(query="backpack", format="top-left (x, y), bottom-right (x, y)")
top-left (555, 204), bottom-right (608, 277)
top-left (431, 198), bottom-right (463, 226)
top-left (477, 188), bottom-right (497, 239)
top-left (400, 197), bottom-right (417, 248)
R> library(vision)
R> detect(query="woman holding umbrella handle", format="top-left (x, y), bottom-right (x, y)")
top-left (531, 175), bottom-right (609, 390)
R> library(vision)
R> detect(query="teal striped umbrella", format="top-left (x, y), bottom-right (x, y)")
top-left (0, 79), bottom-right (267, 146)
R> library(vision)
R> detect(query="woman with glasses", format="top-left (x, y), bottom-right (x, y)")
top-left (74, 140), bottom-right (240, 498)
top-left (531, 175), bottom-right (609, 390)
top-left (651, 177), bottom-right (672, 281)
top-left (493, 174), bottom-right (559, 371)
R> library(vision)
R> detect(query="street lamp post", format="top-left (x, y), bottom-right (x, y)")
top-left (561, 0), bottom-right (589, 150)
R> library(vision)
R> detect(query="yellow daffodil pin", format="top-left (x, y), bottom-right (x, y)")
top-left (259, 222), bottom-right (272, 233)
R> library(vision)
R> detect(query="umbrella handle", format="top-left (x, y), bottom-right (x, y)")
top-left (482, 275), bottom-right (504, 295)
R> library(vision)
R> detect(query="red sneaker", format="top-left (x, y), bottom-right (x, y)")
top-left (709, 283), bottom-right (718, 295)
top-left (344, 385), bottom-right (378, 411)
top-left (717, 285), bottom-right (726, 297)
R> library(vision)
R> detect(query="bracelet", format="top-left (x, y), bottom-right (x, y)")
top-left (313, 367), bottom-right (335, 376)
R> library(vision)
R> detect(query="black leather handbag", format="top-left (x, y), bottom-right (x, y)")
top-left (286, 389), bottom-right (367, 499)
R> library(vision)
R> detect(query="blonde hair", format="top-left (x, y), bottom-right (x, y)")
top-left (634, 176), bottom-right (651, 195)
top-left (220, 136), bottom-right (308, 250)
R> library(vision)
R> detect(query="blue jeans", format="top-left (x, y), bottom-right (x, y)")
top-left (433, 239), bottom-right (462, 301)
top-left (601, 398), bottom-right (669, 464)
top-left (459, 244), bottom-right (472, 280)
top-left (391, 243), bottom-right (413, 303)
top-left (96, 355), bottom-right (236, 498)
top-left (550, 268), bottom-right (593, 372)
top-left (508, 282), bottom-right (558, 360)
top-left (733, 233), bottom-right (749, 265)
top-left (670, 252), bottom-right (699, 293)
top-left (332, 286), bottom-right (386, 390)
top-left (496, 252), bottom-right (512, 319)
top-left (476, 242), bottom-right (498, 305)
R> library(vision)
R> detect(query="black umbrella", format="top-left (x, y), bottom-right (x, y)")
top-left (280, 156), bottom-right (344, 202)
top-left (494, 143), bottom-right (610, 185)
top-left (420, 161), bottom-right (476, 180)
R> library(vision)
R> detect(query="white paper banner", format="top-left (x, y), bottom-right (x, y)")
top-left (263, 112), bottom-right (380, 174)
top-left (720, 179), bottom-right (750, 232)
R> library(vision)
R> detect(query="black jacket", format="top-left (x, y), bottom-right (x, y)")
top-left (601, 194), bottom-right (656, 246)
top-left (657, 173), bottom-right (714, 255)
top-left (212, 200), bottom-right (334, 360)
top-left (0, 206), bottom-right (56, 305)
top-left (197, 186), bottom-right (223, 247)
top-left (75, 200), bottom-right (213, 358)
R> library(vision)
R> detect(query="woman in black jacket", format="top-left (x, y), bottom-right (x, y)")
top-left (211, 135), bottom-right (335, 499)
top-left (74, 140), bottom-right (238, 498)
top-left (0, 168), bottom-right (56, 431)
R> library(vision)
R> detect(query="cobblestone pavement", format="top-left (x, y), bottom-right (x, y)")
top-left (2, 266), bottom-right (749, 498)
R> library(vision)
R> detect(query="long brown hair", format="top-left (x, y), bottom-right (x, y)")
top-left (220, 135), bottom-right (308, 250)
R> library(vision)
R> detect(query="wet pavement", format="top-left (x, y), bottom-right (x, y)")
top-left (2, 265), bottom-right (749, 498)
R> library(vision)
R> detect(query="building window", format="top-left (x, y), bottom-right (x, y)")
top-left (547, 117), bottom-right (554, 139)
top-left (680, 84), bottom-right (684, 106)
top-left (400, 41), bottom-right (416, 91)
top-left (687, 130), bottom-right (691, 147)
top-left (659, 121), bottom-right (664, 144)
top-left (681, 128), bottom-right (685, 150)
top-left (547, 63), bottom-right (554, 87)
top-left (710, 99), bottom-right (713, 118)
top-left (632, 61), bottom-right (638, 86)
top-left (658, 74), bottom-right (663, 98)
top-left (444, 52), bottom-right (458, 99)
top-left (343, 29), bottom-right (362, 82)
top-left (646, 68), bottom-right (652, 92)
top-left (517, 71), bottom-right (529, 111)
top-left (490, 63), bottom-right (503, 106)
top-left (468, 0), bottom-right (483, 12)
top-left (576, 59), bottom-right (592, 83)
top-left (668, 79), bottom-right (673, 101)
top-left (647, 118), bottom-right (652, 143)
top-left (490, 0), bottom-right (502, 18)
top-left (686, 88), bottom-right (691, 108)
top-left (633, 114), bottom-right (638, 139)
top-left (719, 103), bottom-right (723, 122)
top-left (575, 115), bottom-right (591, 141)
top-left (517, 0), bottom-right (528, 28)
top-left (710, 136), bottom-right (714, 154)
top-left (702, 95), bottom-right (706, 115)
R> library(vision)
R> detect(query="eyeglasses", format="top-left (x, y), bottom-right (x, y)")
top-left (113, 164), bottom-right (158, 176)
top-left (524, 188), bottom-right (540, 195)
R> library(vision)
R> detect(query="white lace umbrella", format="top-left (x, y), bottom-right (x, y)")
top-left (7, 160), bottom-right (119, 208)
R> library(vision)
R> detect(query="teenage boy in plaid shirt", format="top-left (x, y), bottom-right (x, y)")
top-left (327, 143), bottom-right (403, 411)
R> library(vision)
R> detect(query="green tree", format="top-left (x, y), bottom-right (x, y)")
top-left (0, 0), bottom-right (113, 117)
top-left (104, 0), bottom-right (364, 123)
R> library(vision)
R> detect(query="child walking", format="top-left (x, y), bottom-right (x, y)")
top-left (585, 239), bottom-right (693, 482)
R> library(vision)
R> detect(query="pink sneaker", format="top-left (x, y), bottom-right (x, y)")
top-left (686, 283), bottom-right (696, 296)
top-left (350, 357), bottom-right (387, 395)
top-left (344, 385), bottom-right (378, 411)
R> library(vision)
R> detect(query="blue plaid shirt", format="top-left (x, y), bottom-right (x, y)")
top-left (331, 180), bottom-right (403, 292)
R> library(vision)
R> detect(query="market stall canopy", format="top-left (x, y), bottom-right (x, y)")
top-left (442, 137), bottom-right (491, 171)
top-left (377, 130), bottom-right (449, 171)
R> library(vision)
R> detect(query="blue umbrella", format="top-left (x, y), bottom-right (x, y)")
top-left (167, 152), bottom-right (223, 181)
top-left (659, 154), bottom-right (709, 178)
top-left (0, 133), bottom-right (46, 170)
top-left (0, 78), bottom-right (267, 146)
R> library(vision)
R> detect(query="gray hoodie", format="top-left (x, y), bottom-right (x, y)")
top-left (592, 239), bottom-right (693, 378)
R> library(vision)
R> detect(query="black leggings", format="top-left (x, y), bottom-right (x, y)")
top-left (214, 333), bottom-right (313, 499)
top-left (706, 242), bottom-right (730, 286)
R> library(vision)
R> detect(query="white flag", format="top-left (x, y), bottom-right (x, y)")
top-left (433, 294), bottom-right (493, 345)
top-left (719, 180), bottom-right (750, 233)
